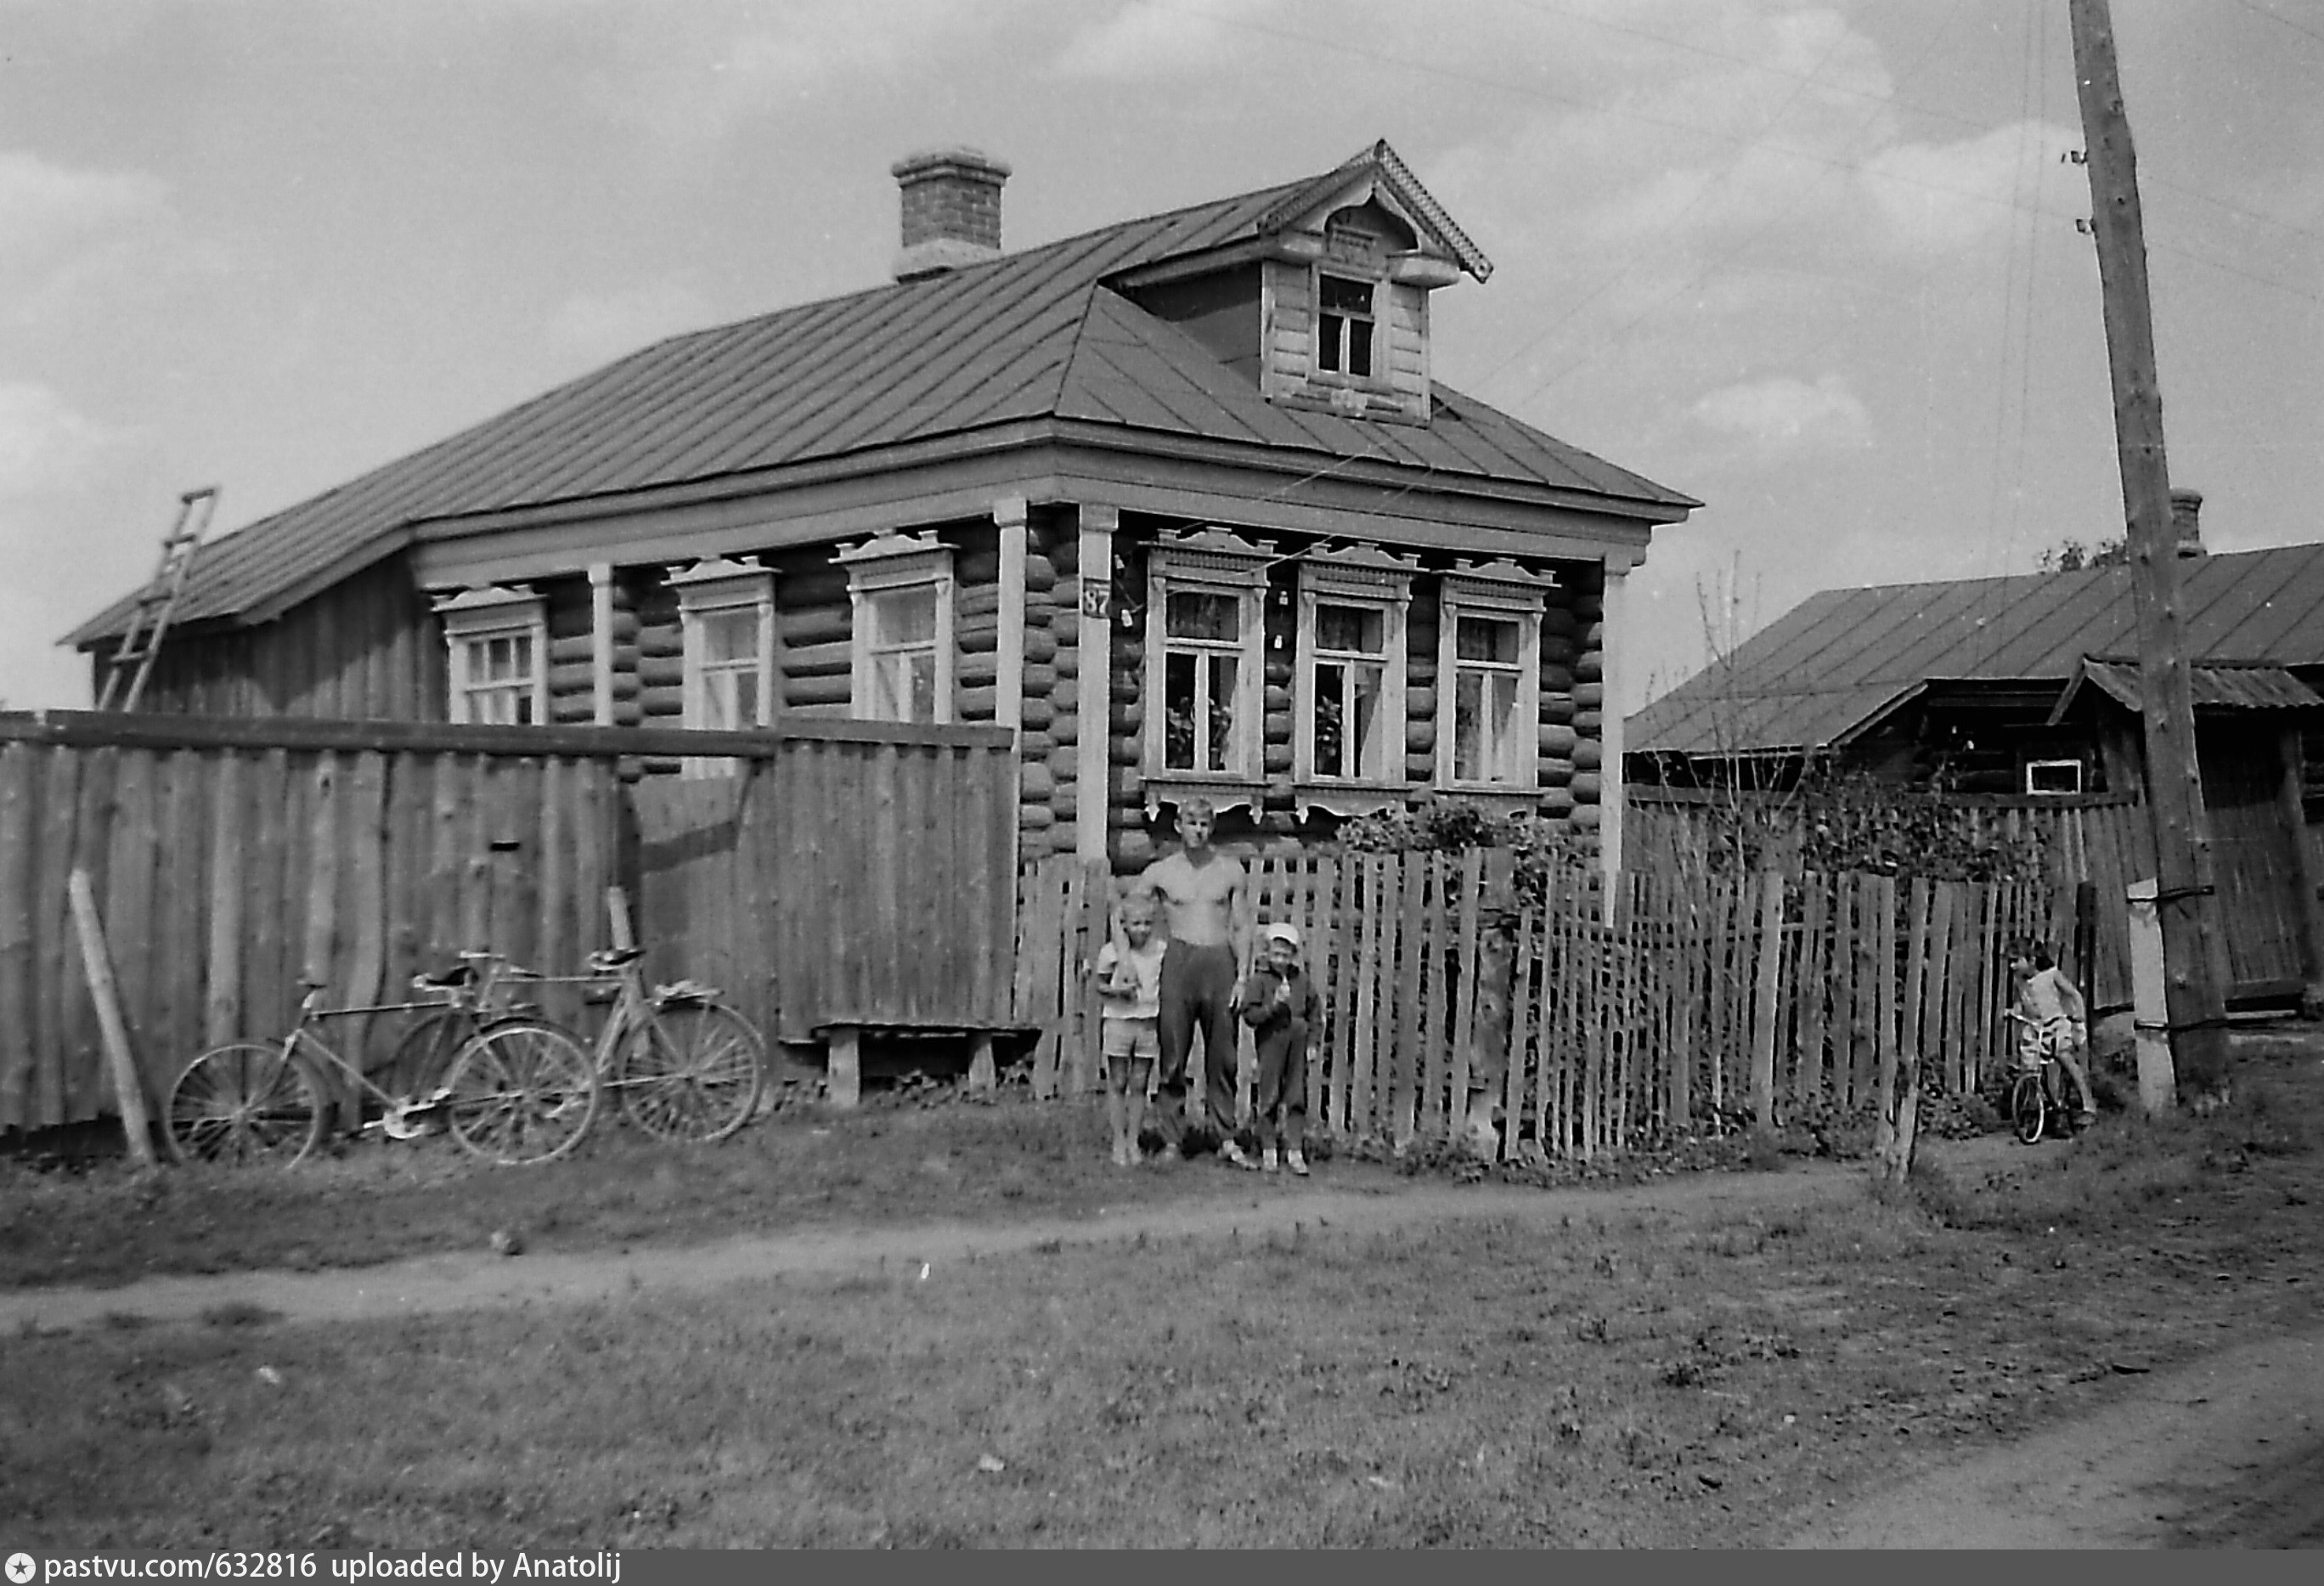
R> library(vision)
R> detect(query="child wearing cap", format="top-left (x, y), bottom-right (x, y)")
top-left (1240, 921), bottom-right (1320, 1175)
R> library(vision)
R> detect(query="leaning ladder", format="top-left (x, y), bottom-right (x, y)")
top-left (96, 486), bottom-right (219, 713)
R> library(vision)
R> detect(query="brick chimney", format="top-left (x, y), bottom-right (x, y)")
top-left (891, 148), bottom-right (1010, 282)
top-left (2171, 488), bottom-right (2205, 559)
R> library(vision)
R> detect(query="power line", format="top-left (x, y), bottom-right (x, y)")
top-left (1467, 3), bottom-right (1863, 393)
top-left (1132, 0), bottom-right (2060, 224)
top-left (2230, 0), bottom-right (2324, 49)
top-left (1486, 6), bottom-right (1977, 407)
top-left (1493, 0), bottom-right (2324, 246)
top-left (1131, 0), bottom-right (2324, 372)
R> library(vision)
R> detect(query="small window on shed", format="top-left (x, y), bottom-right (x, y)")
top-left (2025, 759), bottom-right (2084, 796)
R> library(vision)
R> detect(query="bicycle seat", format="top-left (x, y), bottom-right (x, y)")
top-left (413, 963), bottom-right (476, 991)
top-left (588, 946), bottom-right (647, 972)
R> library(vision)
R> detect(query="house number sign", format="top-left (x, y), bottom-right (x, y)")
top-left (1081, 582), bottom-right (1111, 619)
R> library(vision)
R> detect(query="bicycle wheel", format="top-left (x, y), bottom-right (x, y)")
top-left (2011, 1073), bottom-right (2047, 1145)
top-left (384, 1007), bottom-right (478, 1097)
top-left (617, 1003), bottom-right (765, 1143)
top-left (442, 1020), bottom-right (598, 1166)
top-left (166, 1043), bottom-right (326, 1166)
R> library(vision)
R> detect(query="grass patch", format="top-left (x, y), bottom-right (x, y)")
top-left (1906, 1058), bottom-right (2318, 1235)
top-left (7, 1043), bottom-right (2321, 1550)
top-left (0, 1091), bottom-right (1346, 1290)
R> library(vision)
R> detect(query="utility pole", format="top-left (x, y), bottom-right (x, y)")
top-left (2067, 0), bottom-right (2229, 1100)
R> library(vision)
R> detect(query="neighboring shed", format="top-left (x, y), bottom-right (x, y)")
top-left (1627, 503), bottom-right (2324, 803)
top-left (1625, 500), bottom-right (2324, 1008)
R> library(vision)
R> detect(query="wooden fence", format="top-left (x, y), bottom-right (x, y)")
top-left (1013, 852), bottom-right (2046, 1162)
top-left (0, 710), bottom-right (1016, 1137)
top-left (1626, 787), bottom-right (2314, 1009)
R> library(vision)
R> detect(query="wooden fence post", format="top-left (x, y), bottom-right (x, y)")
top-left (1750, 866), bottom-right (1782, 1129)
top-left (2124, 878), bottom-right (2176, 1115)
top-left (68, 868), bottom-right (156, 1168)
top-left (1871, 875), bottom-right (1900, 1160)
top-left (1464, 849), bottom-right (1517, 1154)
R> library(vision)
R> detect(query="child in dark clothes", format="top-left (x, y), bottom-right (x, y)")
top-left (1240, 922), bottom-right (1319, 1175)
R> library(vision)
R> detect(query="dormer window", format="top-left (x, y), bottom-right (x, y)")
top-left (1315, 274), bottom-right (1376, 378)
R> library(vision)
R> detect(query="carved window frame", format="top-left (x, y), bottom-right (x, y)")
top-left (1436, 562), bottom-right (1548, 793)
top-left (437, 585), bottom-right (547, 726)
top-left (841, 533), bottom-right (956, 725)
top-left (1143, 529), bottom-right (1270, 786)
top-left (1293, 547), bottom-right (1415, 796)
top-left (670, 557), bottom-right (776, 777)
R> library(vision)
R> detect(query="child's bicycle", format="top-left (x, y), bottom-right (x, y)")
top-left (165, 963), bottom-right (598, 1168)
top-left (2001, 1008), bottom-right (2084, 1145)
top-left (540, 945), bottom-right (765, 1143)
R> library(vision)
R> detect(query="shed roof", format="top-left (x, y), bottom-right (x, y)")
top-left (1628, 541), bottom-right (2324, 757)
top-left (68, 142), bottom-right (1691, 649)
top-left (2050, 657), bottom-right (2323, 723)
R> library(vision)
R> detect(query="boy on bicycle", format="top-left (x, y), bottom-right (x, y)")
top-left (2012, 940), bottom-right (2097, 1131)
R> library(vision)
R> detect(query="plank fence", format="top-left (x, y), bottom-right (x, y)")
top-left (1629, 789), bottom-right (2159, 1006)
top-left (0, 710), bottom-right (1015, 1137)
top-left (1013, 852), bottom-right (2047, 1163)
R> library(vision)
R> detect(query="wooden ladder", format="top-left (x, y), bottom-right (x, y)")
top-left (96, 486), bottom-right (218, 713)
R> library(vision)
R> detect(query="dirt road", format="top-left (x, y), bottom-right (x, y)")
top-left (1785, 1324), bottom-right (2324, 1548)
top-left (9, 1141), bottom-right (2318, 1547)
top-left (0, 1162), bottom-right (1858, 1332)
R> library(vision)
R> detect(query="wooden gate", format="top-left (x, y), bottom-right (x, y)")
top-left (0, 711), bottom-right (1016, 1136)
top-left (629, 729), bottom-right (1019, 1044)
top-left (2199, 737), bottom-right (2308, 999)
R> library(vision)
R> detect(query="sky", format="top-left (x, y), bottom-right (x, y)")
top-left (2, 0), bottom-right (2319, 715)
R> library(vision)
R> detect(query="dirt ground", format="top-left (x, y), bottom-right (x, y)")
top-left (5, 1028), bottom-right (2321, 1547)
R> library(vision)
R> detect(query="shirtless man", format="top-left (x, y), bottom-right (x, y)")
top-left (1140, 797), bottom-right (1252, 1164)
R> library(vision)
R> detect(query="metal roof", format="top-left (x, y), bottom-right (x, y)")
top-left (1628, 541), bottom-right (2324, 756)
top-left (68, 144), bottom-right (1689, 649)
top-left (2050, 657), bottom-right (2323, 722)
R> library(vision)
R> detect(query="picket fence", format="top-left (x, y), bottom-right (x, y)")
top-left (1013, 853), bottom-right (2049, 1162)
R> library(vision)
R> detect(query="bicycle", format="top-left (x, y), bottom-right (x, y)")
top-left (166, 975), bottom-right (599, 1168)
top-left (541, 945), bottom-right (765, 1143)
top-left (2002, 1008), bottom-right (2085, 1145)
top-left (380, 950), bottom-right (539, 1096)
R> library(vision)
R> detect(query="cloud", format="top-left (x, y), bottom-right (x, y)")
top-left (0, 381), bottom-right (121, 499)
top-left (1689, 373), bottom-right (1871, 461)
top-left (546, 279), bottom-right (714, 366)
top-left (0, 150), bottom-right (168, 282)
top-left (1052, 0), bottom-right (1278, 79)
top-left (557, 0), bottom-right (1033, 145)
top-left (1859, 119), bottom-right (2081, 253)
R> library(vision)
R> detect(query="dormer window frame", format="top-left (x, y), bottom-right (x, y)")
top-left (1312, 268), bottom-right (1380, 385)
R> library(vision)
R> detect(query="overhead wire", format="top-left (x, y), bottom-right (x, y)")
top-left (2229, 0), bottom-right (2324, 50)
top-left (1495, 0), bottom-right (2324, 248)
top-left (1488, 3), bottom-right (1973, 408)
top-left (1122, 0), bottom-right (2324, 325)
top-left (1465, 5), bottom-right (1861, 394)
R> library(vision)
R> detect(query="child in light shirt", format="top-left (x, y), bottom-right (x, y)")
top-left (1093, 890), bottom-right (1167, 1167)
